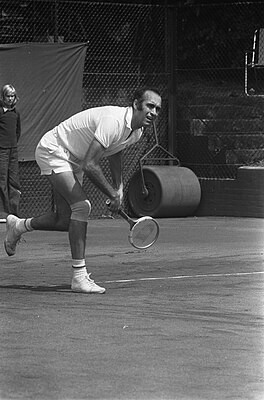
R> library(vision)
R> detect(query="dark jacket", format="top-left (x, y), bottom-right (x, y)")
top-left (0, 106), bottom-right (21, 148)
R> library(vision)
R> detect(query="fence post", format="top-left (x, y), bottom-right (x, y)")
top-left (166, 3), bottom-right (177, 158)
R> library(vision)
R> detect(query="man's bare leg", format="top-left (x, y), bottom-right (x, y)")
top-left (4, 171), bottom-right (105, 293)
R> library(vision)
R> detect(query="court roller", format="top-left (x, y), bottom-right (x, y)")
top-left (128, 166), bottom-right (201, 218)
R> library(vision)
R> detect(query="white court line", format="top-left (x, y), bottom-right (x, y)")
top-left (103, 271), bottom-right (264, 284)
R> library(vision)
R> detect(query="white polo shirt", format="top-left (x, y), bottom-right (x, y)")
top-left (56, 105), bottom-right (143, 160)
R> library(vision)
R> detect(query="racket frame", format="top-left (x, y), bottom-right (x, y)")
top-left (116, 207), bottom-right (159, 249)
top-left (106, 199), bottom-right (159, 249)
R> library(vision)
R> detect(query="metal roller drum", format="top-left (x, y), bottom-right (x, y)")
top-left (128, 166), bottom-right (201, 218)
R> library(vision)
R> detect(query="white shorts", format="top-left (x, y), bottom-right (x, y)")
top-left (35, 128), bottom-right (84, 184)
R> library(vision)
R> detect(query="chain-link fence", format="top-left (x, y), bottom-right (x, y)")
top-left (0, 0), bottom-right (170, 217)
top-left (1, 0), bottom-right (264, 217)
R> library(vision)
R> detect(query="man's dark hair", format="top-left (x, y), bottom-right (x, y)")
top-left (131, 86), bottom-right (161, 107)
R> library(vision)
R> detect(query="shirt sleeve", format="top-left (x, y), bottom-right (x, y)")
top-left (16, 111), bottom-right (21, 141)
top-left (94, 115), bottom-right (120, 149)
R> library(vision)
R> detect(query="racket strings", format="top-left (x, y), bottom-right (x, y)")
top-left (134, 223), bottom-right (155, 242)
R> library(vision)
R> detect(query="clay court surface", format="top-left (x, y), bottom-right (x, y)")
top-left (0, 216), bottom-right (263, 400)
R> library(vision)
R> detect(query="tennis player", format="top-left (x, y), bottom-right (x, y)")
top-left (4, 86), bottom-right (162, 294)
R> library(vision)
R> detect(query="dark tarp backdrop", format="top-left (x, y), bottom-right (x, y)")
top-left (0, 42), bottom-right (87, 161)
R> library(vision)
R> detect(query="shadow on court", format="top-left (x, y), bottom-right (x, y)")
top-left (0, 216), bottom-right (263, 400)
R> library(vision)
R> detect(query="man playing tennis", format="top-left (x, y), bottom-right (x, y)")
top-left (4, 86), bottom-right (162, 294)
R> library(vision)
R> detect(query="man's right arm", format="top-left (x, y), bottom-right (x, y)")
top-left (82, 137), bottom-right (121, 212)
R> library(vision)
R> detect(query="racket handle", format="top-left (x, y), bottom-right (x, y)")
top-left (118, 208), bottom-right (131, 222)
top-left (106, 199), bottom-right (133, 224)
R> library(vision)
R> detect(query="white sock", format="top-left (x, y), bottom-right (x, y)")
top-left (24, 218), bottom-right (34, 231)
top-left (16, 218), bottom-right (33, 234)
top-left (72, 259), bottom-right (86, 281)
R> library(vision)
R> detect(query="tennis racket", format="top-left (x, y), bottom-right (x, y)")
top-left (106, 199), bottom-right (159, 249)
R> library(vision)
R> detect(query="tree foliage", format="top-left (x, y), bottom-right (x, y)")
top-left (176, 2), bottom-right (264, 69)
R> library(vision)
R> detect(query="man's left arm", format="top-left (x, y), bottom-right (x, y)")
top-left (108, 151), bottom-right (124, 203)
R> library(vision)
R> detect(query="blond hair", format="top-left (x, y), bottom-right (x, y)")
top-left (1, 84), bottom-right (19, 106)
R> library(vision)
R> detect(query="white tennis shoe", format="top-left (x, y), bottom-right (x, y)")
top-left (71, 273), bottom-right (105, 294)
top-left (4, 215), bottom-right (23, 256)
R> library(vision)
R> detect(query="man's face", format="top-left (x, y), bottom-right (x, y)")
top-left (133, 90), bottom-right (162, 128)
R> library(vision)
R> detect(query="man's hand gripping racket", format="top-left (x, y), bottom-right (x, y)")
top-left (106, 199), bottom-right (159, 249)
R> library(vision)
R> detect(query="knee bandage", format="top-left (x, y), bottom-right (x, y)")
top-left (70, 200), bottom-right (91, 222)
